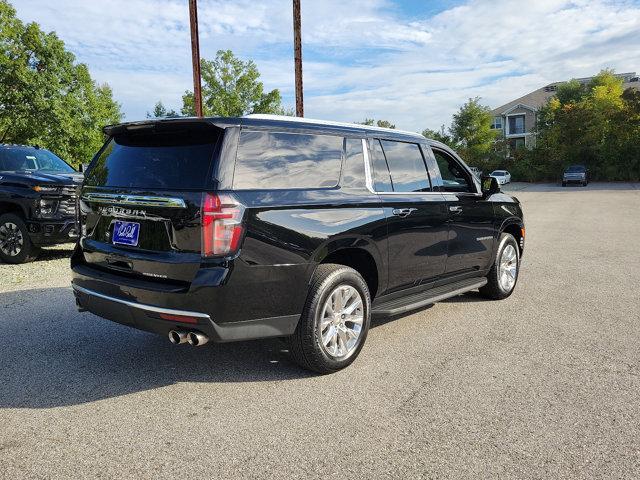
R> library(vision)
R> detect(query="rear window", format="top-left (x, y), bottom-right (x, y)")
top-left (85, 128), bottom-right (219, 189)
top-left (233, 131), bottom-right (342, 190)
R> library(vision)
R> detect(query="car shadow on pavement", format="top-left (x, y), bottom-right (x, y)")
top-left (36, 246), bottom-right (74, 261)
top-left (0, 287), bottom-right (317, 409)
top-left (0, 286), bottom-right (481, 409)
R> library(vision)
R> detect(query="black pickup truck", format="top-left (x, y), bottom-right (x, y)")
top-left (71, 115), bottom-right (525, 373)
top-left (0, 144), bottom-right (81, 263)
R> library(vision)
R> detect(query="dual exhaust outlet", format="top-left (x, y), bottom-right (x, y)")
top-left (168, 330), bottom-right (209, 347)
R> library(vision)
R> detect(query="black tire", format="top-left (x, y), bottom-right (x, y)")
top-left (288, 264), bottom-right (371, 374)
top-left (0, 213), bottom-right (39, 264)
top-left (479, 233), bottom-right (520, 300)
top-left (562, 182), bottom-right (567, 187)
top-left (582, 181), bottom-right (587, 187)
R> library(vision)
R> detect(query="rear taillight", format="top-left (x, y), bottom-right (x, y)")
top-left (201, 193), bottom-right (245, 257)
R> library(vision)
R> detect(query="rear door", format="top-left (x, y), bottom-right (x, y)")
top-left (427, 146), bottom-right (496, 275)
top-left (79, 121), bottom-right (222, 284)
top-left (368, 138), bottom-right (449, 293)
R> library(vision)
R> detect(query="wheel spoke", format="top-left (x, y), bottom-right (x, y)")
top-left (343, 298), bottom-right (362, 316)
top-left (323, 326), bottom-right (336, 346)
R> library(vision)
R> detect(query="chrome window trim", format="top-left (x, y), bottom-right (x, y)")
top-left (362, 138), bottom-right (375, 194)
top-left (361, 138), bottom-right (444, 196)
top-left (81, 193), bottom-right (187, 208)
top-left (72, 284), bottom-right (212, 320)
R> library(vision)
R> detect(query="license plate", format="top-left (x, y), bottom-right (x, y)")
top-left (112, 221), bottom-right (140, 246)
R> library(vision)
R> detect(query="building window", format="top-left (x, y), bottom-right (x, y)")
top-left (508, 115), bottom-right (525, 135)
top-left (508, 138), bottom-right (526, 152)
top-left (491, 116), bottom-right (503, 130)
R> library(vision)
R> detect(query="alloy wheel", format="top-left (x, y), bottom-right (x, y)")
top-left (318, 284), bottom-right (364, 360)
top-left (0, 222), bottom-right (24, 257)
top-left (499, 244), bottom-right (518, 292)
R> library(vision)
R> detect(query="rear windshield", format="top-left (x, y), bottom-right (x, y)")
top-left (85, 128), bottom-right (219, 189)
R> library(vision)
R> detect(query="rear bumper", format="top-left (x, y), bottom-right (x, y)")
top-left (71, 278), bottom-right (300, 343)
top-left (28, 219), bottom-right (77, 245)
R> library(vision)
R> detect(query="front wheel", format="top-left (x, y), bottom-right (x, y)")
top-left (480, 233), bottom-right (520, 300)
top-left (288, 264), bottom-right (371, 374)
top-left (0, 213), bottom-right (40, 264)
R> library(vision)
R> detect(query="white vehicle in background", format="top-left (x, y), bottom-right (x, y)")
top-left (490, 170), bottom-right (511, 185)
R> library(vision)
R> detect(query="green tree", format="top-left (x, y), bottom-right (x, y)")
top-left (357, 118), bottom-right (396, 129)
top-left (0, 0), bottom-right (122, 167)
top-left (147, 101), bottom-right (179, 118)
top-left (182, 50), bottom-right (283, 117)
top-left (422, 125), bottom-right (453, 145)
top-left (449, 97), bottom-right (497, 166)
top-left (528, 69), bottom-right (639, 181)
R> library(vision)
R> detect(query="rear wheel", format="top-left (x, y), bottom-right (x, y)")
top-left (0, 213), bottom-right (39, 264)
top-left (480, 233), bottom-right (520, 300)
top-left (288, 264), bottom-right (371, 374)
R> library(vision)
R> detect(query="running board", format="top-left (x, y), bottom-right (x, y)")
top-left (372, 277), bottom-right (487, 318)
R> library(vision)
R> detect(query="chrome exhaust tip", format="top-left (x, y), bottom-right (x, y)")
top-left (187, 331), bottom-right (209, 347)
top-left (168, 330), bottom-right (188, 345)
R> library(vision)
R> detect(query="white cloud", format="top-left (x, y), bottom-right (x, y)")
top-left (11, 0), bottom-right (640, 130)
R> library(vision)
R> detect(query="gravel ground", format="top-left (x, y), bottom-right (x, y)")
top-left (0, 244), bottom-right (74, 292)
top-left (1, 182), bottom-right (639, 479)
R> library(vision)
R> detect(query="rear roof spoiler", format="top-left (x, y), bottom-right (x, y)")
top-left (102, 117), bottom-right (238, 136)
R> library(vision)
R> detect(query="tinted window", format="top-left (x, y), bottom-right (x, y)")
top-left (433, 149), bottom-right (474, 193)
top-left (233, 131), bottom-right (342, 189)
top-left (85, 129), bottom-right (218, 189)
top-left (369, 139), bottom-right (393, 192)
top-left (341, 138), bottom-right (366, 189)
top-left (566, 165), bottom-right (585, 172)
top-left (380, 140), bottom-right (430, 192)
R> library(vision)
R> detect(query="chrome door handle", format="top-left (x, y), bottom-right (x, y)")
top-left (392, 208), bottom-right (417, 217)
top-left (449, 205), bottom-right (463, 214)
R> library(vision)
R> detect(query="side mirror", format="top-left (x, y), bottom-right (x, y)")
top-left (78, 163), bottom-right (89, 173)
top-left (481, 175), bottom-right (500, 198)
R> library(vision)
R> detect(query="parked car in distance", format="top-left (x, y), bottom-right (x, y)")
top-left (0, 144), bottom-right (81, 263)
top-left (71, 115), bottom-right (525, 373)
top-left (490, 170), bottom-right (511, 185)
top-left (562, 165), bottom-right (588, 187)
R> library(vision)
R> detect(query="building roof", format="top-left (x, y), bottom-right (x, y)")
top-left (491, 72), bottom-right (639, 116)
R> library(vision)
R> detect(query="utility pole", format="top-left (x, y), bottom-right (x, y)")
top-left (189, 0), bottom-right (203, 117)
top-left (293, 0), bottom-right (304, 117)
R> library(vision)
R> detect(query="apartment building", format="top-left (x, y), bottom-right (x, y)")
top-left (490, 72), bottom-right (639, 153)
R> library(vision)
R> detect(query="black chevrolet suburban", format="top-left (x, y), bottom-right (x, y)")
top-left (0, 144), bottom-right (81, 263)
top-left (71, 115), bottom-right (525, 373)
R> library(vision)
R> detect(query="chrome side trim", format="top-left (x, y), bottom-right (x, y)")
top-left (72, 284), bottom-right (212, 320)
top-left (362, 138), bottom-right (376, 194)
top-left (81, 193), bottom-right (187, 208)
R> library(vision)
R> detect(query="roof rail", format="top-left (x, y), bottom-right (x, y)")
top-left (243, 114), bottom-right (421, 138)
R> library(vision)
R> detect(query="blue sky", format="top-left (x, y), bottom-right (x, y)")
top-left (12, 0), bottom-right (640, 131)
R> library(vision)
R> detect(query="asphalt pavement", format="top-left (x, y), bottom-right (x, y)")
top-left (1, 182), bottom-right (639, 479)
